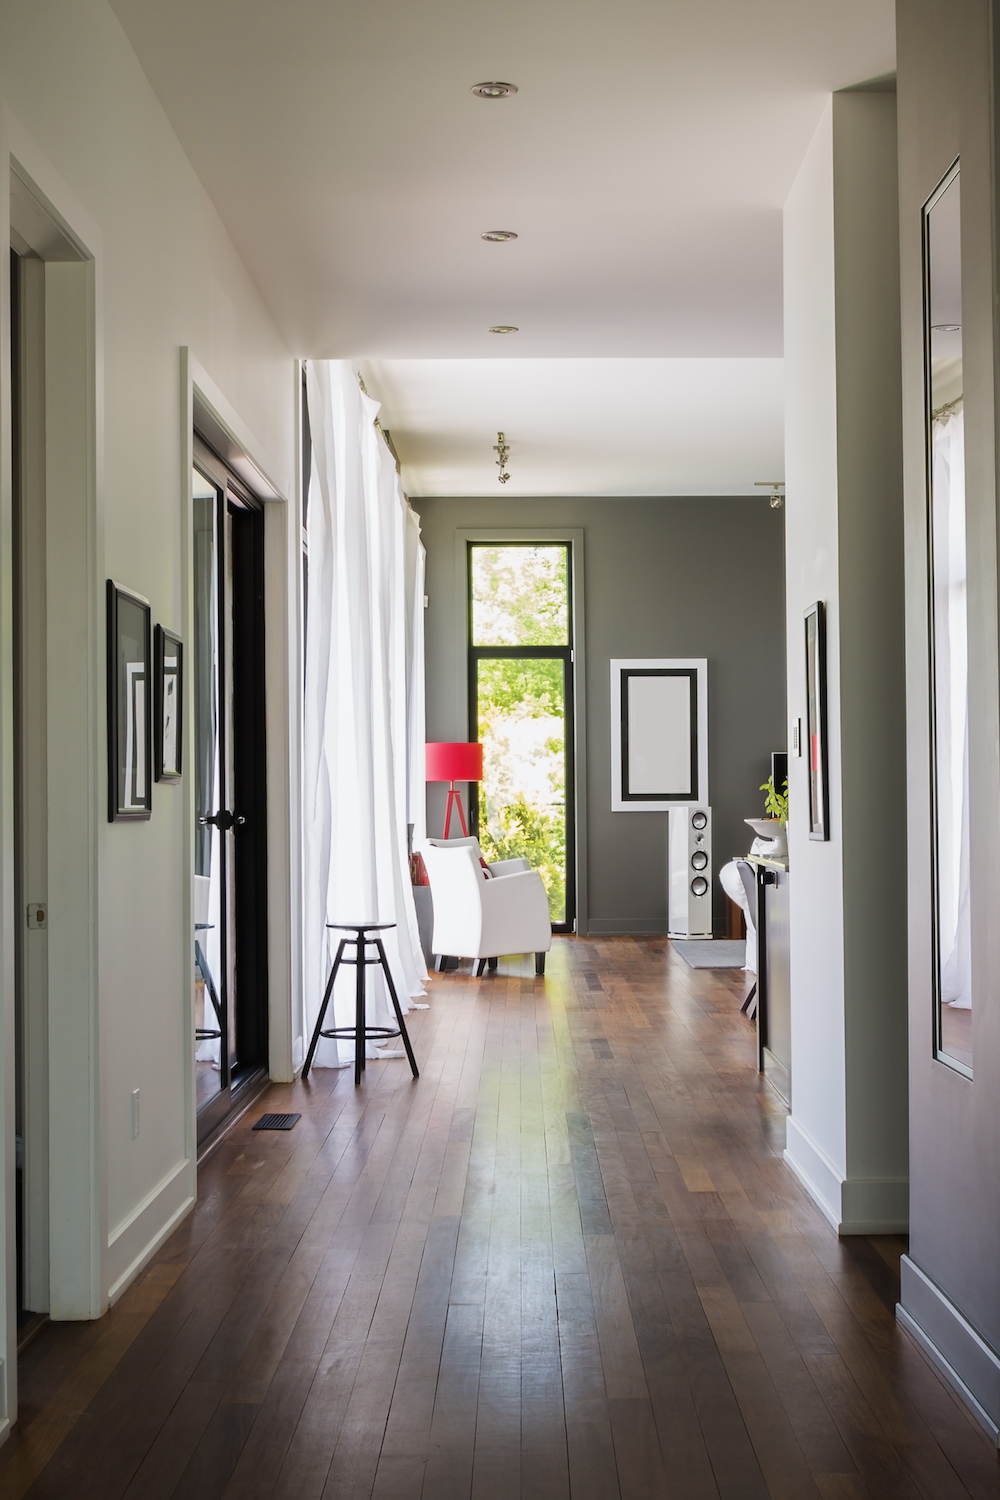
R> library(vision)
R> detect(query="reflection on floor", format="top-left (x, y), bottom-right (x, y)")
top-left (941, 1002), bottom-right (973, 1071)
top-left (5, 937), bottom-right (999, 1498)
top-left (195, 1058), bottom-right (221, 1111)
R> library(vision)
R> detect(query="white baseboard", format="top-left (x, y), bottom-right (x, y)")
top-left (784, 1116), bottom-right (908, 1234)
top-left (106, 1158), bottom-right (195, 1303)
top-left (841, 1174), bottom-right (908, 1234)
top-left (898, 1257), bottom-right (1000, 1445)
top-left (587, 918), bottom-right (667, 935)
top-left (784, 1116), bottom-right (843, 1230)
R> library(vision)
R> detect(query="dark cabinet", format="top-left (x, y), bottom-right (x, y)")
top-left (751, 859), bottom-right (791, 1104)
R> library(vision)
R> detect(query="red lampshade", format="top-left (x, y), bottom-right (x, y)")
top-left (425, 741), bottom-right (484, 782)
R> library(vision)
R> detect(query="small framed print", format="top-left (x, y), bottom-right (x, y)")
top-left (155, 625), bottom-right (183, 782)
top-left (804, 601), bottom-right (830, 840)
top-left (107, 580), bottom-right (152, 821)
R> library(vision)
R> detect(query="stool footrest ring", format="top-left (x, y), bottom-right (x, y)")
top-left (318, 1025), bottom-right (402, 1041)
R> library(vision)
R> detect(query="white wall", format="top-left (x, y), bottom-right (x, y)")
top-left (0, 0), bottom-right (297, 1434)
top-left (783, 89), bottom-right (908, 1234)
top-left (783, 101), bottom-right (848, 1215)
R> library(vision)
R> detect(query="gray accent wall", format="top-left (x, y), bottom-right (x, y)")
top-left (413, 495), bottom-right (786, 935)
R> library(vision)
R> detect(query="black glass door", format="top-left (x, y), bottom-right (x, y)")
top-left (193, 442), bottom-right (268, 1144)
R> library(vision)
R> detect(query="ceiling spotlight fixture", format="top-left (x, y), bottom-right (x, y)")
top-left (471, 81), bottom-right (518, 99)
top-left (494, 431), bottom-right (511, 484)
top-left (932, 323), bottom-right (962, 332)
top-left (755, 479), bottom-right (786, 509)
top-left (488, 325), bottom-right (518, 334)
top-left (482, 229), bottom-right (518, 242)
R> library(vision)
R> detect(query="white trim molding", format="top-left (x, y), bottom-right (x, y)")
top-left (785, 1116), bottom-right (908, 1234)
top-left (107, 1160), bottom-right (194, 1304)
top-left (898, 1257), bottom-right (1000, 1446)
top-left (182, 348), bottom-right (302, 1090)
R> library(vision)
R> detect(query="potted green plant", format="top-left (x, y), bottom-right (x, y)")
top-left (746, 775), bottom-right (788, 860)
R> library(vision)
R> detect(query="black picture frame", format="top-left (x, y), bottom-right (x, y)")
top-left (107, 580), bottom-right (152, 822)
top-left (154, 625), bottom-right (183, 782)
top-left (804, 601), bottom-right (830, 840)
top-left (620, 666), bottom-right (698, 802)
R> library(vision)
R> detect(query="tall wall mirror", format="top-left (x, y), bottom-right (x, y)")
top-left (924, 161), bottom-right (971, 1076)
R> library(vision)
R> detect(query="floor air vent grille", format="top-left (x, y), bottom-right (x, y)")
top-left (252, 1113), bottom-right (301, 1131)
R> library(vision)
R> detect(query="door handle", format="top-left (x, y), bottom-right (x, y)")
top-left (198, 809), bottom-right (246, 832)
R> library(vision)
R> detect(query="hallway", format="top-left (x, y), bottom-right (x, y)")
top-left (3, 938), bottom-right (996, 1499)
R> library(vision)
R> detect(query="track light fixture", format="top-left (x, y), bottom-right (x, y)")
top-left (755, 479), bottom-right (785, 509)
top-left (494, 432), bottom-right (511, 484)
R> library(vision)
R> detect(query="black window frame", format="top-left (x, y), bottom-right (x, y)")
top-left (466, 541), bottom-right (575, 933)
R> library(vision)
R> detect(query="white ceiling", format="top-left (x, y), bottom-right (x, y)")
top-left (363, 357), bottom-right (784, 496)
top-left (110, 0), bottom-right (895, 494)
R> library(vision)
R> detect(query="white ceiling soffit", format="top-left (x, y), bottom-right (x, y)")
top-left (109, 0), bottom-right (894, 361)
top-left (361, 358), bottom-right (784, 497)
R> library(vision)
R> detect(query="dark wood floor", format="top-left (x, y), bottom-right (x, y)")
top-left (4, 936), bottom-right (999, 1499)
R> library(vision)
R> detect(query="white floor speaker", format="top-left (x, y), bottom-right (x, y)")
top-left (668, 806), bottom-right (713, 939)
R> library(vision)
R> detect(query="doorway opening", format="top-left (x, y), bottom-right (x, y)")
top-left (467, 542), bottom-right (575, 931)
top-left (193, 440), bottom-right (269, 1146)
top-left (11, 245), bottom-right (48, 1328)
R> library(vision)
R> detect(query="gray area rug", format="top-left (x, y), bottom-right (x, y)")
top-left (672, 939), bottom-right (746, 969)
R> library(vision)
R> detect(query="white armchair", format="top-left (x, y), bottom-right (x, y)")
top-left (422, 837), bottom-right (553, 976)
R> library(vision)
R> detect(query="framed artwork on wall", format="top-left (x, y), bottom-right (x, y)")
top-left (154, 625), bottom-right (183, 782)
top-left (609, 658), bottom-right (709, 811)
top-left (107, 580), bottom-right (152, 822)
top-left (804, 602), bottom-right (829, 840)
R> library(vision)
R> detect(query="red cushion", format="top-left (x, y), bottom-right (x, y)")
top-left (479, 856), bottom-right (493, 879)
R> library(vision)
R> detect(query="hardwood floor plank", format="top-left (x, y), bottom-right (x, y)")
top-left (5, 938), bottom-right (1000, 1500)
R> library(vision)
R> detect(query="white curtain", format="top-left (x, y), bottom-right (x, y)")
top-left (404, 504), bottom-right (427, 843)
top-left (303, 360), bottom-right (427, 1067)
top-left (932, 405), bottom-right (971, 1010)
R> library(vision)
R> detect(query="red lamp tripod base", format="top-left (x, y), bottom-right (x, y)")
top-left (442, 780), bottom-right (470, 839)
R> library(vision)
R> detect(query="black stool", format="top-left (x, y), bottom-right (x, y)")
top-left (302, 922), bottom-right (420, 1087)
top-left (195, 923), bottom-right (224, 1043)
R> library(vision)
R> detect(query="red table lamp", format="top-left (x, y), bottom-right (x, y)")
top-left (426, 742), bottom-right (484, 838)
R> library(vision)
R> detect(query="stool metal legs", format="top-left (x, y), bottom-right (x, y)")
top-left (374, 938), bottom-right (420, 1080)
top-left (195, 938), bottom-right (224, 1042)
top-left (302, 938), bottom-right (346, 1078)
top-left (354, 932), bottom-right (365, 1086)
top-left (302, 927), bottom-right (419, 1085)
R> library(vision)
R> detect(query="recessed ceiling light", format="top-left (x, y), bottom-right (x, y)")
top-left (471, 81), bottom-right (518, 99)
top-left (488, 325), bottom-right (519, 334)
top-left (482, 230), bottom-right (518, 242)
top-left (932, 323), bottom-right (961, 332)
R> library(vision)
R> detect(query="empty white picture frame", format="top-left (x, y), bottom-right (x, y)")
top-left (610, 658), bottom-right (708, 811)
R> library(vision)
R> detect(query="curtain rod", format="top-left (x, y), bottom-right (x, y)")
top-left (933, 393), bottom-right (963, 421)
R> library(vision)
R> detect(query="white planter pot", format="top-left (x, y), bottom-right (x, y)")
top-left (745, 818), bottom-right (788, 861)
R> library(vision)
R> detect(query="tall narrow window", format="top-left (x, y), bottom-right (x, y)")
top-left (925, 163), bottom-right (971, 1075)
top-left (468, 544), bottom-right (574, 929)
